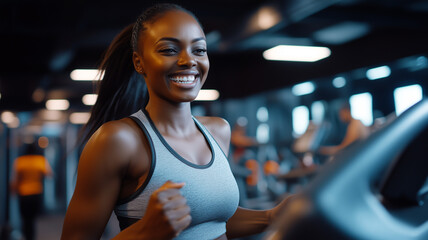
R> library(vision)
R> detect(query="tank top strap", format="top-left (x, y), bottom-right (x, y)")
top-left (192, 116), bottom-right (229, 159)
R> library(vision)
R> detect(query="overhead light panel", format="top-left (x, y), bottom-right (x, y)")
top-left (70, 112), bottom-right (91, 124)
top-left (393, 84), bottom-right (423, 116)
top-left (1, 111), bottom-right (16, 124)
top-left (46, 99), bottom-right (70, 110)
top-left (332, 76), bottom-right (346, 88)
top-left (263, 45), bottom-right (331, 62)
top-left (366, 66), bottom-right (391, 80)
top-left (82, 94), bottom-right (98, 105)
top-left (256, 6), bottom-right (281, 30)
top-left (256, 107), bottom-right (269, 122)
top-left (70, 69), bottom-right (104, 81)
top-left (292, 81), bottom-right (315, 96)
top-left (1, 111), bottom-right (20, 128)
top-left (41, 110), bottom-right (63, 121)
top-left (195, 89), bottom-right (219, 101)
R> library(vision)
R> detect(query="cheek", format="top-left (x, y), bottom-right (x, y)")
top-left (144, 58), bottom-right (170, 79)
top-left (201, 58), bottom-right (210, 76)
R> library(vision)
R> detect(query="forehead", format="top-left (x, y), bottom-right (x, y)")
top-left (143, 10), bottom-right (205, 43)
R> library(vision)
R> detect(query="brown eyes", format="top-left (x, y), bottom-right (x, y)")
top-left (193, 49), bottom-right (207, 56)
top-left (158, 48), bottom-right (207, 56)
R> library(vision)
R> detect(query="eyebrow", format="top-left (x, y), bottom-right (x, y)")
top-left (156, 37), bottom-right (206, 44)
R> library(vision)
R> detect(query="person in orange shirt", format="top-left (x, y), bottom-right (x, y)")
top-left (11, 143), bottom-right (52, 240)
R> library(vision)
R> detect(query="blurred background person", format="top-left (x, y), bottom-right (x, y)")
top-left (231, 117), bottom-right (259, 163)
top-left (319, 102), bottom-right (370, 156)
top-left (10, 143), bottom-right (53, 240)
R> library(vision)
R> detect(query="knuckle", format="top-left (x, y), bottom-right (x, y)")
top-left (185, 205), bottom-right (191, 214)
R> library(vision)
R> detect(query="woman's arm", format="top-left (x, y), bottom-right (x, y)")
top-left (226, 207), bottom-right (270, 238)
top-left (61, 120), bottom-right (191, 240)
top-left (61, 120), bottom-right (139, 239)
top-left (226, 195), bottom-right (294, 239)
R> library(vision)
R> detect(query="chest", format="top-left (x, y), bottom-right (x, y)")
top-left (118, 142), bottom-right (240, 225)
top-left (162, 131), bottom-right (212, 166)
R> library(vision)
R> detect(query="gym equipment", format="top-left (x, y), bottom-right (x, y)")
top-left (264, 98), bottom-right (428, 240)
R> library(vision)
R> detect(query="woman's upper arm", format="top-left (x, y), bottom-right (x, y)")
top-left (61, 120), bottom-right (139, 240)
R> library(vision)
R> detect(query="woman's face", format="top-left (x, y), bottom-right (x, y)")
top-left (134, 10), bottom-right (209, 103)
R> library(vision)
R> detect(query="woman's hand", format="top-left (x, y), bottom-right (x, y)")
top-left (269, 194), bottom-right (296, 222)
top-left (138, 181), bottom-right (191, 239)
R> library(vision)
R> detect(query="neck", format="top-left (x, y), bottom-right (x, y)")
top-left (145, 98), bottom-right (195, 135)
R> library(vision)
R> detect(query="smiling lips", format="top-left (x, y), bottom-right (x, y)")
top-left (169, 74), bottom-right (200, 88)
top-left (170, 74), bottom-right (196, 83)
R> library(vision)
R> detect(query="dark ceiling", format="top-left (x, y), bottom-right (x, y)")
top-left (1, 0), bottom-right (428, 112)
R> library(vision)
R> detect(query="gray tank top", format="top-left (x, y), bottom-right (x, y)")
top-left (114, 109), bottom-right (240, 239)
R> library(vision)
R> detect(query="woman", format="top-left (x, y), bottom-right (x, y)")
top-left (61, 3), bottom-right (290, 239)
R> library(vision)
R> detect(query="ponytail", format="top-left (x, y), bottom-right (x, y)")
top-left (80, 24), bottom-right (148, 145)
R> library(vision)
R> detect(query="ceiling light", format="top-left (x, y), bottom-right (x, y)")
top-left (292, 81), bottom-right (315, 96)
top-left (332, 76), bottom-right (346, 88)
top-left (7, 118), bottom-right (20, 128)
top-left (70, 112), bottom-right (91, 124)
top-left (195, 89), bottom-right (219, 101)
top-left (256, 6), bottom-right (281, 30)
top-left (46, 99), bottom-right (70, 110)
top-left (82, 94), bottom-right (98, 105)
top-left (41, 110), bottom-right (63, 121)
top-left (263, 45), bottom-right (331, 62)
top-left (1, 111), bottom-right (16, 124)
top-left (70, 69), bottom-right (104, 81)
top-left (256, 107), bottom-right (269, 122)
top-left (366, 66), bottom-right (391, 80)
top-left (32, 88), bottom-right (45, 102)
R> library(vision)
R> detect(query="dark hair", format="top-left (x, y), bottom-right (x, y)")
top-left (80, 3), bottom-right (198, 145)
top-left (24, 142), bottom-right (42, 155)
top-left (131, 4), bottom-right (200, 52)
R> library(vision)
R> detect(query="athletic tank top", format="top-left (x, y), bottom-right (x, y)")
top-left (114, 109), bottom-right (240, 239)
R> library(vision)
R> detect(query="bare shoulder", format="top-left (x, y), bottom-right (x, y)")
top-left (89, 118), bottom-right (140, 151)
top-left (195, 116), bottom-right (231, 136)
top-left (81, 118), bottom-right (142, 171)
top-left (195, 116), bottom-right (231, 155)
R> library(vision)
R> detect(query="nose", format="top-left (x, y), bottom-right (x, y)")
top-left (177, 50), bottom-right (196, 67)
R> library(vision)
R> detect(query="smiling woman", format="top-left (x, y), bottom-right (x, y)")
top-left (60, 3), bottom-right (292, 240)
top-left (132, 9), bottom-right (209, 105)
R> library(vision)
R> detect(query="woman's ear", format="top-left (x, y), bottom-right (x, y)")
top-left (132, 52), bottom-right (146, 76)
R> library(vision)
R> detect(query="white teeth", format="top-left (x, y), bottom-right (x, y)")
top-left (171, 75), bottom-right (196, 83)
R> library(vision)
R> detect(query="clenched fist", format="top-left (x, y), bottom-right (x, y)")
top-left (138, 181), bottom-right (191, 239)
